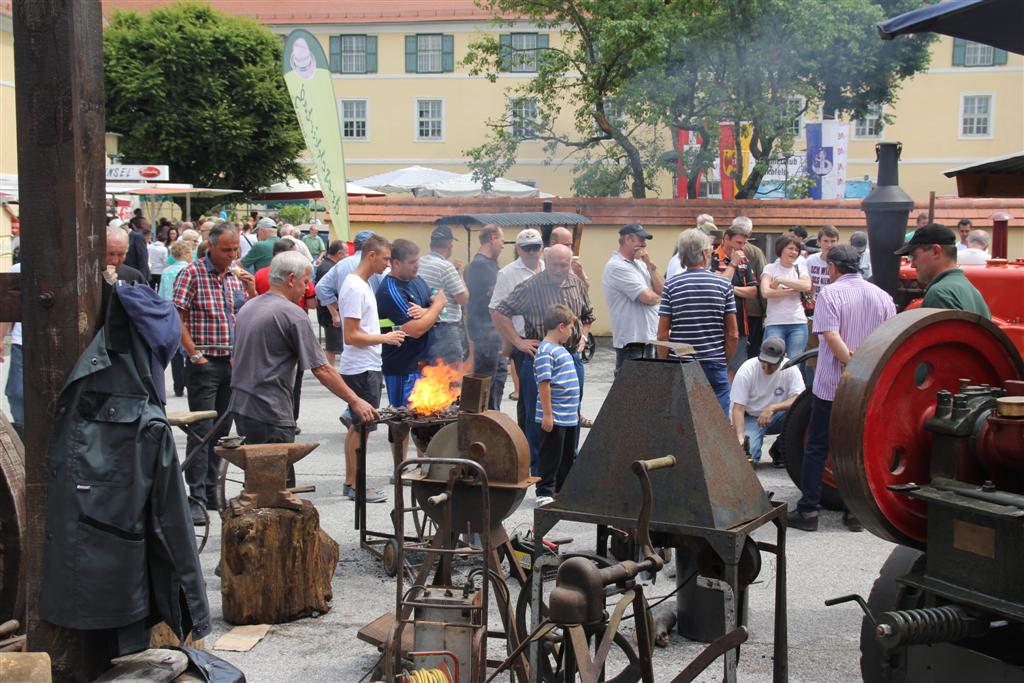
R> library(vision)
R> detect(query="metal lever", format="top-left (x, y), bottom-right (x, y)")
top-left (630, 455), bottom-right (676, 571)
top-left (636, 455), bottom-right (677, 471)
top-left (825, 593), bottom-right (877, 626)
top-left (428, 492), bottom-right (450, 505)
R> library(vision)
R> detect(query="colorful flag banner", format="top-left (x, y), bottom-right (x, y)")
top-left (675, 129), bottom-right (704, 199)
top-left (283, 29), bottom-right (350, 240)
top-left (805, 120), bottom-right (849, 200)
top-left (718, 123), bottom-right (753, 198)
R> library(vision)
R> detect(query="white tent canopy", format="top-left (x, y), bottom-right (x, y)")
top-left (253, 176), bottom-right (385, 200)
top-left (353, 165), bottom-right (463, 194)
top-left (418, 173), bottom-right (553, 199)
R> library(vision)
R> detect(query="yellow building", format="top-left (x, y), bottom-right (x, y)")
top-left (99, 1), bottom-right (1021, 204)
top-left (1, 2), bottom-right (16, 268)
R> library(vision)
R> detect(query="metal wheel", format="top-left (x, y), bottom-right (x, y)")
top-left (832, 310), bottom-right (1024, 546)
top-left (382, 538), bottom-right (400, 578)
top-left (780, 389), bottom-right (843, 511)
top-left (188, 495), bottom-right (210, 552)
top-left (215, 456), bottom-right (245, 512)
top-left (581, 333), bottom-right (596, 363)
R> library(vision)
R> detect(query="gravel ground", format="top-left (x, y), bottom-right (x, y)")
top-left (3, 336), bottom-right (895, 682)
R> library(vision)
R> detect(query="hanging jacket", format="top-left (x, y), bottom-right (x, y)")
top-left (40, 284), bottom-right (210, 643)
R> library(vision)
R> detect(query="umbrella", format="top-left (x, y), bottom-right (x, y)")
top-left (353, 165), bottom-right (462, 194)
top-left (125, 186), bottom-right (241, 221)
top-left (252, 177), bottom-right (385, 200)
top-left (419, 173), bottom-right (552, 199)
top-left (877, 0), bottom-right (1022, 55)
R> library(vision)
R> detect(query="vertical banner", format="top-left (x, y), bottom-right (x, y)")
top-left (832, 121), bottom-right (849, 199)
top-left (283, 29), bottom-right (350, 240)
top-left (805, 121), bottom-right (848, 200)
top-left (676, 129), bottom-right (703, 199)
top-left (719, 123), bottom-right (737, 199)
top-left (805, 122), bottom-right (828, 200)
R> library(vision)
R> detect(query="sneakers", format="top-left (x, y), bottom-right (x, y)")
top-left (536, 495), bottom-right (554, 507)
top-left (344, 483), bottom-right (387, 503)
top-left (579, 416), bottom-right (594, 429)
top-left (343, 483), bottom-right (355, 499)
top-left (843, 511), bottom-right (864, 533)
top-left (787, 510), bottom-right (818, 532)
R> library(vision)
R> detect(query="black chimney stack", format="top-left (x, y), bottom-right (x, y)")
top-left (861, 142), bottom-right (914, 296)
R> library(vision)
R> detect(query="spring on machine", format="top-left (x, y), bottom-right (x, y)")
top-left (876, 605), bottom-right (977, 646)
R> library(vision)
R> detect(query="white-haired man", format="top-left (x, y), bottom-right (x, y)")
top-left (230, 251), bottom-right (377, 449)
top-left (957, 229), bottom-right (991, 266)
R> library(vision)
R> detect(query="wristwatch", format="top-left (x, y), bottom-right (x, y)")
top-left (189, 351), bottom-right (204, 363)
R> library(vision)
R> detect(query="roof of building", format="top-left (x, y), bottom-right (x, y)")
top-left (347, 196), bottom-right (1024, 228)
top-left (101, 0), bottom-right (501, 25)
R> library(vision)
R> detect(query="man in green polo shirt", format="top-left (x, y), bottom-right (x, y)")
top-left (895, 223), bottom-right (990, 319)
top-left (241, 217), bottom-right (280, 271)
top-left (302, 221), bottom-right (326, 261)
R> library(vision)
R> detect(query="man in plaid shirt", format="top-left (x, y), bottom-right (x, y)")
top-left (173, 223), bottom-right (256, 522)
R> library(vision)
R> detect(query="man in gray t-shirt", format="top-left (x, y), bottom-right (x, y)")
top-left (230, 252), bottom-right (377, 446)
top-left (601, 224), bottom-right (664, 374)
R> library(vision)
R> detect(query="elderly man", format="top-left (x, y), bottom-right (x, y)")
top-left (278, 224), bottom-right (313, 261)
top-left (494, 244), bottom-right (594, 470)
top-left (956, 218), bottom-right (972, 250)
top-left (302, 222), bottom-right (326, 262)
top-left (417, 225), bottom-right (470, 366)
top-left (465, 225), bottom-right (507, 409)
top-left (657, 229), bottom-right (738, 415)
top-left (490, 229), bottom-right (545, 416)
top-left (730, 336), bottom-right (804, 464)
top-left (550, 226), bottom-right (589, 286)
top-left (958, 229), bottom-right (991, 265)
top-left (241, 217), bottom-right (280, 271)
top-left (172, 223), bottom-right (256, 522)
top-left (230, 251), bottom-right (377, 451)
top-left (710, 219), bottom-right (758, 378)
top-left (790, 245), bottom-right (895, 533)
top-left (602, 224), bottom-right (663, 374)
top-left (896, 224), bottom-right (990, 318)
top-left (106, 225), bottom-right (150, 285)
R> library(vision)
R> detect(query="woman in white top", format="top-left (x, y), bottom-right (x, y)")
top-left (760, 234), bottom-right (812, 359)
top-left (147, 231), bottom-right (169, 289)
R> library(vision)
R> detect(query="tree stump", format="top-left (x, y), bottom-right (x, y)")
top-left (221, 500), bottom-right (338, 625)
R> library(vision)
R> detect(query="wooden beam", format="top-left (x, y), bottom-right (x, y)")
top-left (0, 273), bottom-right (21, 322)
top-left (13, 1), bottom-right (112, 679)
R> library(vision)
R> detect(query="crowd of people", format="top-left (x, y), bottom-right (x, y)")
top-left (1, 208), bottom-right (996, 533)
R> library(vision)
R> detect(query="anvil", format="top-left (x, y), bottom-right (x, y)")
top-left (214, 442), bottom-right (319, 513)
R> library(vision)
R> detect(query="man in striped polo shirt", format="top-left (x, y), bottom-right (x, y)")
top-left (657, 228), bottom-right (738, 415)
top-left (790, 244), bottom-right (895, 533)
top-left (417, 225), bottom-right (469, 366)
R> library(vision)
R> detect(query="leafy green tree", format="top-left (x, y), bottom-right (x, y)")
top-left (104, 3), bottom-right (306, 209)
top-left (276, 204), bottom-right (310, 225)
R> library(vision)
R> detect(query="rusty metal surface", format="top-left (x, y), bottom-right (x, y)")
top-left (214, 442), bottom-right (319, 514)
top-left (540, 358), bottom-right (772, 534)
top-left (831, 309), bottom-right (1024, 547)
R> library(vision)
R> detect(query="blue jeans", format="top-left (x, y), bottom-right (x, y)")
top-left (764, 323), bottom-right (808, 360)
top-left (4, 344), bottom-right (23, 440)
top-left (700, 361), bottom-right (730, 416)
top-left (797, 396), bottom-right (832, 513)
top-left (741, 411), bottom-right (786, 461)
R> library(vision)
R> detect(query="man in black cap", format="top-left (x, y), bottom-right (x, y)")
top-left (418, 224), bottom-right (470, 366)
top-left (895, 224), bottom-right (990, 318)
top-left (601, 224), bottom-right (664, 373)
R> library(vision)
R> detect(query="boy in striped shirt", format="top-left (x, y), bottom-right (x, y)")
top-left (534, 304), bottom-right (582, 506)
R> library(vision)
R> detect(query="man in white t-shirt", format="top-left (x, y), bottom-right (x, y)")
top-left (803, 225), bottom-right (840, 306)
top-left (957, 229), bottom-right (990, 265)
top-left (333, 235), bottom-right (406, 503)
top-left (602, 224), bottom-right (664, 374)
top-left (730, 336), bottom-right (805, 464)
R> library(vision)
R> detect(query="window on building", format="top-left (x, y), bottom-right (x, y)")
top-left (329, 35), bottom-right (377, 74)
top-left (960, 94), bottom-right (992, 137)
top-left (339, 99), bottom-right (368, 140)
top-left (405, 34), bottom-right (455, 73)
top-left (509, 97), bottom-right (540, 138)
top-left (786, 97), bottom-right (805, 138)
top-left (416, 99), bottom-right (444, 140)
top-left (952, 38), bottom-right (1008, 67)
top-left (499, 33), bottom-right (549, 73)
top-left (698, 179), bottom-right (722, 199)
top-left (854, 104), bottom-right (884, 138)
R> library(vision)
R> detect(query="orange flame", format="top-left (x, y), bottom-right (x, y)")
top-left (408, 363), bottom-right (462, 415)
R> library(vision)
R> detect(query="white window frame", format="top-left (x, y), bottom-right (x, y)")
top-left (959, 92), bottom-right (995, 139)
top-left (964, 41), bottom-right (995, 67)
top-left (414, 97), bottom-right (445, 142)
top-left (510, 32), bottom-right (539, 73)
top-left (786, 96), bottom-right (806, 138)
top-left (340, 35), bottom-right (367, 74)
top-left (508, 96), bottom-right (540, 139)
top-left (416, 34), bottom-right (444, 74)
top-left (338, 98), bottom-right (369, 141)
top-left (853, 103), bottom-right (884, 139)
top-left (698, 179), bottom-right (722, 199)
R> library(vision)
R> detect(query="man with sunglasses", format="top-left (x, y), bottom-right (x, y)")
top-left (895, 224), bottom-right (990, 318)
top-left (602, 224), bottom-right (664, 374)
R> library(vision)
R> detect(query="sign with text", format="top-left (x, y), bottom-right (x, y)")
top-left (105, 165), bottom-right (169, 181)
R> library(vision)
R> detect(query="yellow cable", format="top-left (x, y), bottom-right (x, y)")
top-left (408, 668), bottom-right (450, 683)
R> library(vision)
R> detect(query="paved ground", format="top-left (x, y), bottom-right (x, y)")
top-left (3, 337), bottom-right (896, 682)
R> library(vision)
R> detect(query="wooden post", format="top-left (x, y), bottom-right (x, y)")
top-left (13, 1), bottom-right (111, 679)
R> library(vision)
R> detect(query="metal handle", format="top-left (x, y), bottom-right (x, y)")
top-left (428, 492), bottom-right (450, 505)
top-left (634, 455), bottom-right (676, 473)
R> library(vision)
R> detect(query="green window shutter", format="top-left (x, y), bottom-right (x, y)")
top-left (952, 38), bottom-right (966, 66)
top-left (499, 33), bottom-right (512, 71)
top-left (536, 33), bottom-right (549, 68)
top-left (405, 35), bottom-right (417, 73)
top-left (366, 36), bottom-right (378, 73)
top-left (442, 34), bottom-right (455, 72)
top-left (993, 47), bottom-right (1008, 65)
top-left (329, 36), bottom-right (341, 72)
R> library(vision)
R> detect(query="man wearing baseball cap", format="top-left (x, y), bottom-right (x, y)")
top-left (729, 336), bottom-right (804, 465)
top-left (790, 244), bottom-right (895, 533)
top-left (314, 230), bottom-right (387, 328)
top-left (241, 217), bottom-right (280, 271)
top-left (895, 224), bottom-right (989, 318)
top-left (418, 225), bottom-right (470, 365)
top-left (602, 224), bottom-right (664, 374)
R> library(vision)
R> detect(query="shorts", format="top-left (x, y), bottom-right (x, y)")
top-left (322, 324), bottom-right (343, 354)
top-left (341, 370), bottom-right (383, 430)
top-left (428, 323), bottom-right (466, 365)
top-left (385, 372), bottom-right (422, 407)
